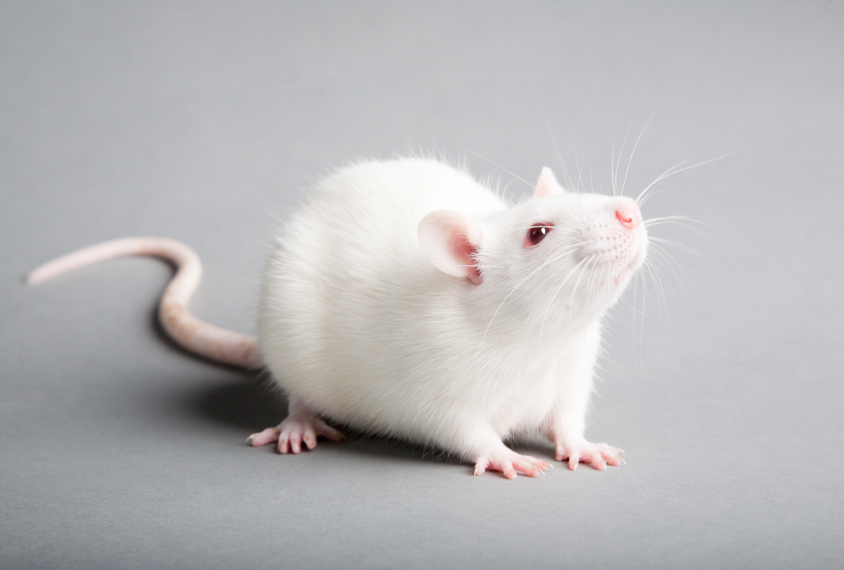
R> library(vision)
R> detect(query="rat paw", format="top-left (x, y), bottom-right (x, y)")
top-left (474, 450), bottom-right (550, 479)
top-left (555, 440), bottom-right (623, 471)
top-left (246, 415), bottom-right (345, 454)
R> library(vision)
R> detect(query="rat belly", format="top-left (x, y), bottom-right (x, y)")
top-left (261, 298), bottom-right (563, 448)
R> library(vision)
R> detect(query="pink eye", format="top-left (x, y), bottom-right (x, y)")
top-left (526, 224), bottom-right (554, 246)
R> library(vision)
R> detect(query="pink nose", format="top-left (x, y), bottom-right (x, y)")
top-left (615, 205), bottom-right (642, 229)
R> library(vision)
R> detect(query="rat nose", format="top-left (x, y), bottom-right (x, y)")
top-left (615, 203), bottom-right (642, 229)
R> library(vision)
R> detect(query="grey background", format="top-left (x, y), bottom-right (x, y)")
top-left (2, 2), bottom-right (843, 568)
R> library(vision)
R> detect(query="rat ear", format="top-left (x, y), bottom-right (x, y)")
top-left (418, 211), bottom-right (482, 285)
top-left (534, 167), bottom-right (565, 198)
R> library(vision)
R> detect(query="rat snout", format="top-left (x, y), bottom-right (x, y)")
top-left (614, 200), bottom-right (642, 229)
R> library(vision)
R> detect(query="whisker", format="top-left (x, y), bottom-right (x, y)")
top-left (537, 255), bottom-right (592, 350)
top-left (645, 216), bottom-right (719, 234)
top-left (635, 156), bottom-right (692, 203)
top-left (645, 215), bottom-right (711, 225)
top-left (620, 112), bottom-right (653, 198)
top-left (463, 149), bottom-right (534, 190)
top-left (645, 217), bottom-right (722, 246)
top-left (557, 254), bottom-right (595, 326)
top-left (636, 153), bottom-right (734, 204)
top-left (610, 140), bottom-right (618, 197)
top-left (615, 114), bottom-right (635, 196)
top-left (573, 138), bottom-right (585, 193)
top-left (552, 256), bottom-right (593, 332)
top-left (479, 242), bottom-right (588, 345)
top-left (648, 243), bottom-right (697, 295)
top-left (547, 126), bottom-right (576, 191)
top-left (647, 236), bottom-right (699, 256)
top-left (645, 257), bottom-right (669, 322)
top-left (637, 189), bottom-right (677, 208)
top-left (628, 269), bottom-right (644, 342)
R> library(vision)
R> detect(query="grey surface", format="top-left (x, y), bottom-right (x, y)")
top-left (2, 1), bottom-right (843, 568)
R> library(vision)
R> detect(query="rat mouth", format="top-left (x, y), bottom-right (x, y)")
top-left (587, 257), bottom-right (637, 289)
top-left (611, 250), bottom-right (645, 285)
top-left (622, 256), bottom-right (641, 274)
top-left (608, 265), bottom-right (629, 286)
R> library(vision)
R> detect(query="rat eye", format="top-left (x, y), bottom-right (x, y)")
top-left (526, 224), bottom-right (554, 246)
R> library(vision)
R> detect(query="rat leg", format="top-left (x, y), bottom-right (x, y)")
top-left (246, 395), bottom-right (345, 453)
top-left (543, 380), bottom-right (623, 471)
top-left (543, 331), bottom-right (623, 471)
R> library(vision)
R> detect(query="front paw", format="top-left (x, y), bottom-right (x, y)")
top-left (556, 440), bottom-right (623, 471)
top-left (474, 449), bottom-right (550, 479)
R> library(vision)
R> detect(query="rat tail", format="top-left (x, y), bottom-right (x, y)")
top-left (27, 237), bottom-right (264, 369)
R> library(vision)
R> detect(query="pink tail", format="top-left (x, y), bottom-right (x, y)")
top-left (27, 237), bottom-right (264, 369)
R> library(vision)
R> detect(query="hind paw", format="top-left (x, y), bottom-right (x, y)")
top-left (247, 416), bottom-right (345, 453)
top-left (246, 398), bottom-right (345, 454)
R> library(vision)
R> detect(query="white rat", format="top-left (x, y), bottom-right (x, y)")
top-left (28, 158), bottom-right (647, 479)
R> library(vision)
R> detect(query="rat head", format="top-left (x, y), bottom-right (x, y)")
top-left (418, 167), bottom-right (648, 336)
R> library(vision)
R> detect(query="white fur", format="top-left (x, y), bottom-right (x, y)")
top-left (258, 158), bottom-right (647, 463)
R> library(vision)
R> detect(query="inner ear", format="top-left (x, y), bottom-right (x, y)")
top-left (534, 166), bottom-right (565, 198)
top-left (417, 211), bottom-right (482, 285)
